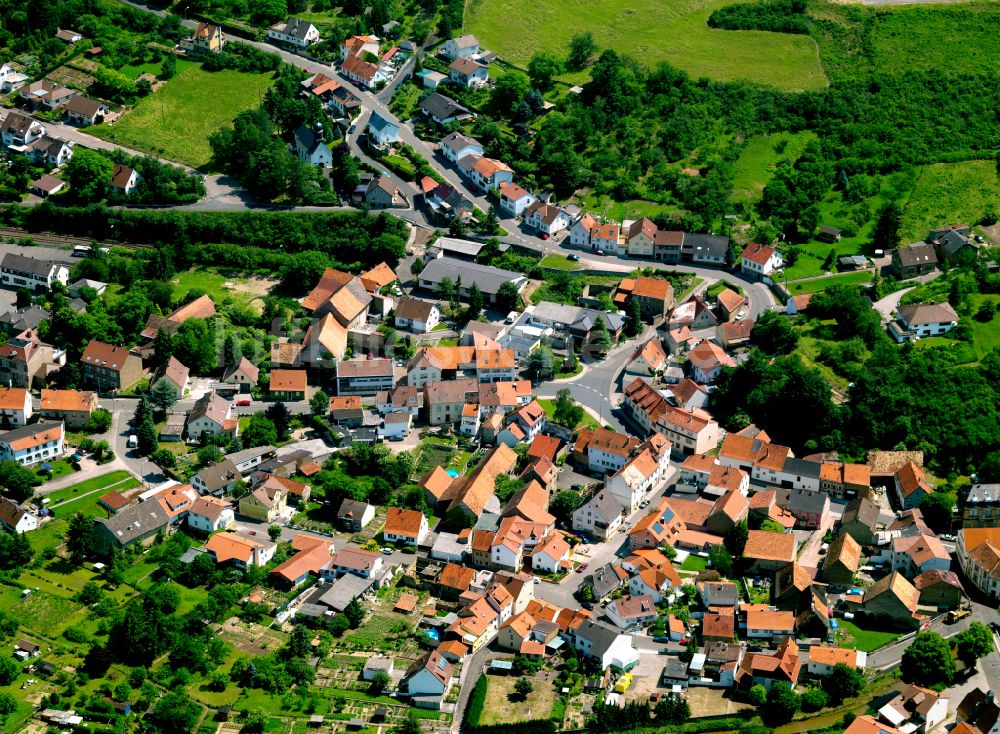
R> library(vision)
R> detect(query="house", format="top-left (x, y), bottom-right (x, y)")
top-left (37, 389), bottom-right (96, 430)
top-left (55, 29), bottom-right (83, 43)
top-left (625, 218), bottom-right (658, 258)
top-left (626, 338), bottom-right (668, 377)
top-left (895, 462), bottom-right (932, 510)
top-left (619, 276), bottom-right (674, 321)
top-left (337, 499), bottom-right (375, 531)
top-left (606, 595), bottom-right (657, 630)
top-left (744, 608), bottom-right (795, 642)
top-left (958, 689), bottom-right (1000, 734)
top-left (438, 444), bottom-right (517, 520)
top-left (0, 387), bottom-right (30, 426)
top-left (699, 580), bottom-right (740, 610)
top-left (442, 34), bottom-right (480, 59)
top-left (605, 435), bottom-right (673, 512)
top-left (267, 18), bottom-right (320, 47)
top-left (328, 395), bottom-right (364, 426)
top-left (627, 501), bottom-right (684, 550)
top-left (270, 369), bottom-right (307, 401)
top-left (418, 258), bottom-right (526, 304)
top-left (569, 214), bottom-right (599, 248)
top-left (888, 302), bottom-right (959, 342)
top-left (0, 64), bottom-right (27, 93)
top-left (460, 157), bottom-right (512, 194)
top-left (449, 56), bottom-right (488, 87)
top-left (294, 125), bottom-right (332, 166)
top-left (440, 132), bottom-right (483, 164)
top-left (341, 34), bottom-right (380, 61)
top-left (394, 297), bottom-right (440, 333)
top-left (420, 93), bottom-right (473, 126)
top-left (377, 385), bottom-right (422, 416)
top-left (93, 499), bottom-right (170, 553)
top-left (807, 646), bottom-right (867, 676)
top-left (891, 243), bottom-right (938, 279)
top-left (187, 497), bottom-right (235, 533)
top-left (29, 176), bottom-right (64, 197)
top-left (654, 405), bottom-right (723, 457)
top-left (930, 225), bottom-right (979, 262)
top-left (583, 427), bottom-right (641, 474)
top-left (860, 571), bottom-right (920, 627)
top-left (823, 534), bottom-right (862, 586)
top-left (572, 490), bottom-right (625, 541)
top-left (362, 657), bottom-right (394, 682)
top-left (629, 559), bottom-right (681, 603)
top-left (270, 535), bottom-right (335, 588)
top-left (1, 253), bottom-right (69, 292)
top-left (80, 341), bottom-right (143, 392)
top-left (498, 182), bottom-right (536, 217)
top-left (222, 357), bottom-right (259, 393)
top-left (589, 222), bottom-right (622, 254)
top-left (0, 496), bottom-right (37, 533)
top-left (477, 347), bottom-right (517, 384)
top-left (204, 532), bottom-right (275, 569)
top-left (365, 175), bottom-right (405, 208)
top-left (702, 612), bottom-right (735, 643)
top-left (367, 112), bottom-right (399, 147)
top-left (565, 619), bottom-right (640, 671)
top-left (958, 528), bottom-right (1000, 600)
top-left (238, 483), bottom-right (287, 523)
top-left (531, 532), bottom-right (571, 574)
top-left (423, 378), bottom-right (479, 425)
top-left (524, 301), bottom-right (626, 347)
top-left (785, 488), bottom-right (830, 529)
top-left (181, 21), bottom-right (225, 53)
top-left (892, 533), bottom-right (950, 577)
top-left (1, 110), bottom-right (44, 146)
top-left (302, 269), bottom-right (372, 327)
top-left (524, 202), bottom-right (571, 236)
top-left (64, 95), bottom-right (109, 126)
top-left (191, 459), bottom-right (240, 496)
top-left (716, 288), bottom-right (747, 320)
top-left (384, 507), bottom-right (429, 546)
top-left (840, 497), bottom-right (880, 546)
top-left (913, 569), bottom-right (964, 610)
top-left (743, 529), bottom-right (796, 576)
top-left (740, 243), bottom-right (783, 281)
top-left (187, 392), bottom-right (236, 440)
top-left (819, 461), bottom-right (872, 500)
top-left (380, 411), bottom-right (412, 440)
top-left (686, 339), bottom-right (736, 383)
top-left (108, 163), bottom-right (140, 196)
top-left (964, 482), bottom-right (1000, 528)
top-left (17, 82), bottom-right (74, 110)
top-left (155, 356), bottom-right (189, 397)
top-left (735, 638), bottom-right (801, 691)
top-left (342, 52), bottom-right (386, 88)
top-left (403, 651), bottom-right (453, 705)
top-left (878, 685), bottom-right (948, 734)
top-left (717, 319), bottom-right (754, 348)
top-left (331, 547), bottom-right (384, 579)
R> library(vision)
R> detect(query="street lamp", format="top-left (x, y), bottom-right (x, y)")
top-left (183, 5), bottom-right (190, 19)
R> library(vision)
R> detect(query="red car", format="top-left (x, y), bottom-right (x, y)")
top-left (236, 399), bottom-right (251, 407)
top-left (576, 562), bottom-right (589, 573)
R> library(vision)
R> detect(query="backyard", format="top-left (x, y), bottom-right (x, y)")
top-left (464, 0), bottom-right (826, 90)
top-left (836, 619), bottom-right (902, 653)
top-left (474, 673), bottom-right (557, 726)
top-left (88, 64), bottom-right (276, 168)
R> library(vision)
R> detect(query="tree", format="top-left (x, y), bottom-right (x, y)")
top-left (496, 281), bottom-right (522, 312)
top-left (491, 72), bottom-right (531, 116)
top-left (553, 388), bottom-right (584, 428)
top-left (902, 632), bottom-right (955, 686)
top-left (160, 52), bottom-right (177, 80)
top-left (762, 681), bottom-right (800, 726)
top-left (344, 598), bottom-right (366, 628)
top-left (65, 149), bottom-right (114, 202)
top-left (873, 202), bottom-right (903, 250)
top-left (394, 715), bottom-right (421, 734)
top-left (0, 692), bottom-right (16, 717)
top-left (150, 448), bottom-right (177, 470)
top-left (150, 379), bottom-right (179, 413)
top-left (567, 32), bottom-right (597, 70)
top-left (467, 282), bottom-right (484, 321)
top-left (149, 691), bottom-right (201, 734)
top-left (0, 655), bottom-right (19, 685)
top-left (370, 671), bottom-right (392, 693)
top-left (752, 311), bottom-right (799, 355)
top-left (243, 415), bottom-right (277, 448)
top-left (268, 525), bottom-right (282, 542)
top-left (708, 544), bottom-right (733, 576)
top-left (625, 298), bottom-right (642, 337)
top-left (240, 708), bottom-right (268, 734)
top-left (654, 695), bottom-right (690, 722)
top-left (437, 276), bottom-right (454, 304)
top-left (526, 345), bottom-right (555, 381)
top-left (549, 491), bottom-right (582, 525)
top-left (310, 390), bottom-right (330, 416)
top-left (591, 317), bottom-right (612, 353)
top-left (977, 299), bottom-right (997, 322)
top-left (955, 622), bottom-right (993, 667)
top-left (822, 662), bottom-right (866, 704)
top-left (801, 688), bottom-right (829, 713)
top-left (85, 408), bottom-right (113, 434)
top-left (748, 684), bottom-right (767, 707)
top-left (328, 613), bottom-right (351, 636)
top-left (528, 51), bottom-right (563, 90)
top-left (113, 681), bottom-right (133, 702)
top-left (917, 492), bottom-right (955, 535)
top-left (265, 402), bottom-right (292, 442)
top-left (724, 520), bottom-right (749, 558)
top-left (513, 677), bottom-right (533, 699)
top-left (137, 415), bottom-right (157, 456)
top-left (66, 512), bottom-right (98, 564)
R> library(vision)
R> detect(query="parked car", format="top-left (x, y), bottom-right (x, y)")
top-left (236, 398), bottom-right (251, 407)
top-left (596, 250), bottom-right (605, 256)
top-left (576, 562), bottom-right (589, 573)
top-left (567, 254), bottom-right (580, 262)
top-left (652, 636), bottom-right (670, 643)
top-left (539, 232), bottom-right (549, 240)
top-left (381, 548), bottom-right (394, 555)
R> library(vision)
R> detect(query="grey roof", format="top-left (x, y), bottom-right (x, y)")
top-left (580, 490), bottom-right (624, 524)
top-left (701, 582), bottom-right (739, 606)
top-left (419, 92), bottom-right (470, 121)
top-left (898, 302), bottom-right (959, 327)
top-left (894, 242), bottom-right (938, 268)
top-left (319, 573), bottom-right (375, 611)
top-left (588, 563), bottom-right (625, 598)
top-left (435, 237), bottom-right (484, 257)
top-left (294, 125), bottom-right (325, 155)
top-left (94, 500), bottom-right (170, 545)
top-left (782, 458), bottom-right (823, 481)
top-left (275, 17), bottom-right (316, 40)
top-left (786, 487), bottom-right (828, 515)
top-left (440, 132), bottom-right (481, 155)
top-left (419, 257), bottom-right (524, 296)
top-left (843, 497), bottom-right (880, 529)
top-left (574, 619), bottom-right (627, 659)
top-left (684, 233), bottom-right (730, 258)
top-left (935, 229), bottom-right (977, 258)
top-left (338, 498), bottom-right (372, 518)
top-left (531, 301), bottom-right (625, 334)
top-left (193, 459), bottom-right (240, 492)
top-left (368, 111), bottom-right (397, 134)
top-left (225, 445), bottom-right (276, 465)
top-left (967, 484), bottom-right (1000, 505)
top-left (0, 305), bottom-right (50, 331)
top-left (662, 657), bottom-right (689, 680)
top-left (1, 253), bottom-right (58, 277)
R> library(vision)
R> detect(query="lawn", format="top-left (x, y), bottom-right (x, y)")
top-left (88, 64), bottom-right (275, 168)
top-left (967, 295), bottom-right (1000, 359)
top-left (572, 192), bottom-right (682, 223)
top-left (730, 131), bottom-right (817, 204)
top-left (898, 161), bottom-right (1000, 243)
top-left (45, 470), bottom-right (133, 505)
top-left (170, 268), bottom-right (273, 312)
top-left (36, 458), bottom-right (77, 481)
top-left (119, 58), bottom-right (197, 80)
top-left (476, 674), bottom-right (556, 726)
top-left (541, 254), bottom-right (583, 271)
top-left (537, 398), bottom-right (599, 431)
top-left (836, 619), bottom-right (902, 653)
top-left (785, 270), bottom-right (873, 295)
top-left (341, 614), bottom-right (413, 649)
top-left (464, 0), bottom-right (826, 91)
top-left (679, 554), bottom-right (707, 572)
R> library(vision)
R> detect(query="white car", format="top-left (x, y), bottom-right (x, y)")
top-left (735, 310), bottom-right (748, 321)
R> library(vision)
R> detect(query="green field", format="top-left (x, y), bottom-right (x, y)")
top-left (540, 254), bottom-right (583, 271)
top-left (899, 161), bottom-right (1000, 243)
top-left (731, 132), bottom-right (817, 204)
top-left (537, 398), bottom-right (600, 431)
top-left (89, 65), bottom-right (275, 168)
top-left (119, 58), bottom-right (197, 80)
top-left (837, 619), bottom-right (902, 653)
top-left (170, 268), bottom-right (272, 312)
top-left (465, 0), bottom-right (827, 91)
top-left (786, 270), bottom-right (873, 295)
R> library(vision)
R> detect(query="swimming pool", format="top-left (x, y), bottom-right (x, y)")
top-left (422, 628), bottom-right (441, 641)
top-left (446, 469), bottom-right (458, 477)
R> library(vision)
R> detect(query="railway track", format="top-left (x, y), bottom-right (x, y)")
top-left (0, 227), bottom-right (150, 250)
